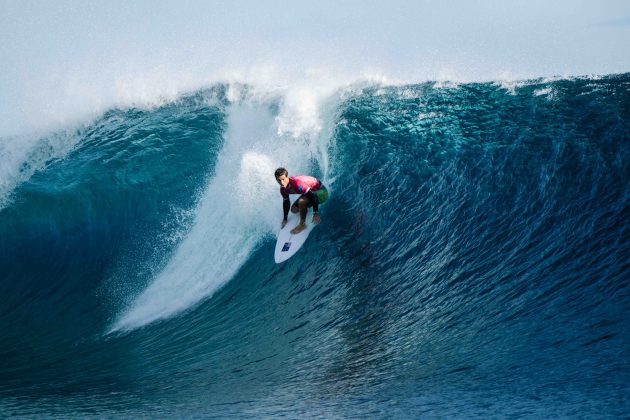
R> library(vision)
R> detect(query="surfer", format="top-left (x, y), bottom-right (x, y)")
top-left (275, 167), bottom-right (328, 234)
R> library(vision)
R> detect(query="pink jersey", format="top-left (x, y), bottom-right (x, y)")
top-left (280, 175), bottom-right (321, 199)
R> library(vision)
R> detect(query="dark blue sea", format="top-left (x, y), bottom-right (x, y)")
top-left (1, 74), bottom-right (629, 418)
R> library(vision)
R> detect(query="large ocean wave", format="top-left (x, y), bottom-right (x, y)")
top-left (1, 74), bottom-right (628, 417)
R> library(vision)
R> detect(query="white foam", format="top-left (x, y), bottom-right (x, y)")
top-left (418, 111), bottom-right (440, 120)
top-left (533, 87), bottom-right (556, 99)
top-left (496, 78), bottom-right (526, 95)
top-left (110, 85), bottom-right (335, 332)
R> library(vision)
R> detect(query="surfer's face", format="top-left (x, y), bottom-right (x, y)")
top-left (276, 174), bottom-right (290, 188)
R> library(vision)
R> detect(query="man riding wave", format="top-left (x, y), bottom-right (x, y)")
top-left (275, 167), bottom-right (328, 234)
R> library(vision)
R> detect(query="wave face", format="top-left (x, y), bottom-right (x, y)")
top-left (1, 74), bottom-right (629, 417)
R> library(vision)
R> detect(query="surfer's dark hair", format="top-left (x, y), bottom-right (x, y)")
top-left (275, 167), bottom-right (288, 179)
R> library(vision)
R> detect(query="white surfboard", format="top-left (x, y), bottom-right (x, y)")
top-left (274, 211), bottom-right (317, 263)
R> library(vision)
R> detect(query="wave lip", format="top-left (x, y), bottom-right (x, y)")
top-left (0, 130), bottom-right (81, 210)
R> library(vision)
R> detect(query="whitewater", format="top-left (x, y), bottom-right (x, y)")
top-left (110, 84), bottom-right (336, 331)
top-left (1, 71), bottom-right (628, 417)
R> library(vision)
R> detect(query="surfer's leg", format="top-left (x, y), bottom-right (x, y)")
top-left (290, 196), bottom-right (309, 234)
top-left (291, 198), bottom-right (300, 214)
top-left (297, 197), bottom-right (308, 222)
top-left (303, 188), bottom-right (326, 208)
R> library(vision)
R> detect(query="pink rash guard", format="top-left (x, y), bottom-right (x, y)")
top-left (280, 175), bottom-right (325, 220)
top-left (279, 176), bottom-right (321, 199)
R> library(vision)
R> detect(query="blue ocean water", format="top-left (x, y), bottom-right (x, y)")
top-left (0, 74), bottom-right (629, 418)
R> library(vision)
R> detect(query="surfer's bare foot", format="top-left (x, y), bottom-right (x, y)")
top-left (291, 222), bottom-right (307, 234)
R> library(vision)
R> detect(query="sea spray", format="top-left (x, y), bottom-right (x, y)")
top-left (111, 84), bottom-right (335, 331)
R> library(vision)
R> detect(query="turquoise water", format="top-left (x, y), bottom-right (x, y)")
top-left (1, 75), bottom-right (629, 417)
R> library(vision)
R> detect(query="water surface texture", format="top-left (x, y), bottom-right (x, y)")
top-left (1, 75), bottom-right (629, 417)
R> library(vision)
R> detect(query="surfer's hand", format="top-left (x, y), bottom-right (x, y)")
top-left (281, 219), bottom-right (288, 228)
top-left (312, 213), bottom-right (321, 224)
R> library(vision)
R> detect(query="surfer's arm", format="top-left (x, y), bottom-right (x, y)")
top-left (283, 197), bottom-right (290, 220)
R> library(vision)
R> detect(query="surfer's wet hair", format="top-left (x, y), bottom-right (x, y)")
top-left (275, 167), bottom-right (288, 179)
